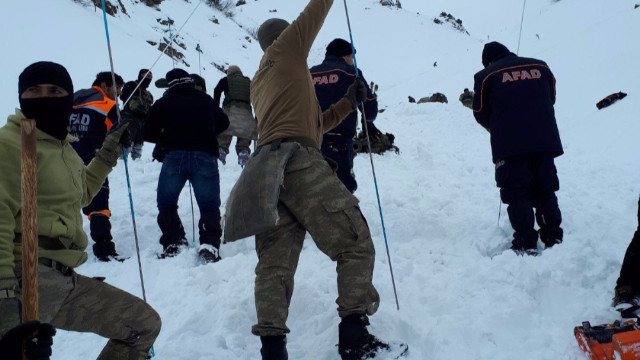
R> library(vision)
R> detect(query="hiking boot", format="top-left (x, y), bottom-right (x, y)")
top-left (613, 285), bottom-right (639, 308)
top-left (260, 335), bottom-right (288, 360)
top-left (198, 244), bottom-right (221, 264)
top-left (340, 333), bottom-right (391, 360)
top-left (510, 230), bottom-right (539, 256)
top-left (159, 237), bottom-right (188, 259)
top-left (238, 150), bottom-right (250, 167)
top-left (539, 227), bottom-right (563, 249)
top-left (339, 314), bottom-right (390, 360)
top-left (218, 148), bottom-right (228, 165)
top-left (93, 241), bottom-right (123, 262)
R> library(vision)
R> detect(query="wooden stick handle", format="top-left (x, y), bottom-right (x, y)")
top-left (20, 118), bottom-right (38, 323)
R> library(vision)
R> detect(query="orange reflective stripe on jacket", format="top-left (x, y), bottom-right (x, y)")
top-left (72, 86), bottom-right (116, 130)
top-left (87, 209), bottom-right (111, 220)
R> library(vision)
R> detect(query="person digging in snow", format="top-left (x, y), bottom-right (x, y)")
top-left (224, 0), bottom-right (406, 359)
top-left (472, 41), bottom-right (564, 255)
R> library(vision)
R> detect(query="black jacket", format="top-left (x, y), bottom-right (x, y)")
top-left (472, 53), bottom-right (563, 161)
top-left (310, 56), bottom-right (377, 141)
top-left (143, 84), bottom-right (229, 155)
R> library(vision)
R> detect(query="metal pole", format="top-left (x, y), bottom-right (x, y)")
top-left (342, 0), bottom-right (400, 311)
top-left (189, 182), bottom-right (196, 245)
top-left (100, 1), bottom-right (154, 355)
top-left (516, 0), bottom-right (527, 54)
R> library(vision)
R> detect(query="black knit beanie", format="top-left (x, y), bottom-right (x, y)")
top-left (481, 42), bottom-right (511, 68)
top-left (257, 18), bottom-right (290, 51)
top-left (325, 38), bottom-right (355, 58)
top-left (18, 61), bottom-right (73, 96)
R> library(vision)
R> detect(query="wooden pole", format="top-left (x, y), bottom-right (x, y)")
top-left (20, 118), bottom-right (38, 322)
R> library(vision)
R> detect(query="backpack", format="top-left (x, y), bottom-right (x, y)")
top-left (353, 122), bottom-right (399, 155)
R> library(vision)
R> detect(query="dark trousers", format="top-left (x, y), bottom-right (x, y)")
top-left (157, 150), bottom-right (222, 248)
top-left (82, 179), bottom-right (112, 245)
top-left (321, 136), bottom-right (357, 193)
top-left (495, 153), bottom-right (563, 246)
top-left (617, 196), bottom-right (640, 291)
top-left (83, 178), bottom-right (110, 216)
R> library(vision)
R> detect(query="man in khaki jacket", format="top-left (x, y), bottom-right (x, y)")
top-left (227, 0), bottom-right (398, 359)
top-left (0, 61), bottom-right (161, 360)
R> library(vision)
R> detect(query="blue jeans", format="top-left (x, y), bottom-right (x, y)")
top-left (157, 150), bottom-right (222, 248)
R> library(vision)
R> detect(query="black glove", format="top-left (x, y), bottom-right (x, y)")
top-left (0, 320), bottom-right (56, 360)
top-left (94, 119), bottom-right (131, 167)
top-left (345, 77), bottom-right (367, 109)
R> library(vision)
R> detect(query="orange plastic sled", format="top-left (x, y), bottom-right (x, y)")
top-left (574, 319), bottom-right (640, 360)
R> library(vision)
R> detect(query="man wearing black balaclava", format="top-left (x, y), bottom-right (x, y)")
top-left (0, 61), bottom-right (161, 360)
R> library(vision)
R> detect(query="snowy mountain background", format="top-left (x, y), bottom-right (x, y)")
top-left (1, 0), bottom-right (639, 359)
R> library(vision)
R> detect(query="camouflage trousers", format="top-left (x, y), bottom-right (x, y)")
top-left (251, 146), bottom-right (380, 336)
top-left (218, 134), bottom-right (252, 155)
top-left (0, 264), bottom-right (161, 360)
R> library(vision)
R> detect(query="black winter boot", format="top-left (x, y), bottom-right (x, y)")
top-left (90, 213), bottom-right (113, 242)
top-left (157, 207), bottom-right (188, 258)
top-left (539, 226), bottom-right (563, 249)
top-left (613, 285), bottom-right (639, 308)
top-left (510, 229), bottom-right (539, 256)
top-left (93, 240), bottom-right (121, 262)
top-left (338, 314), bottom-right (390, 360)
top-left (90, 213), bottom-right (121, 261)
top-left (260, 335), bottom-right (288, 360)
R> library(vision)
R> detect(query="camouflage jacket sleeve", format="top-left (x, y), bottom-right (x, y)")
top-left (127, 92), bottom-right (152, 117)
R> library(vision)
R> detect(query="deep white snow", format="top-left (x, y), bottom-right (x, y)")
top-left (1, 0), bottom-right (639, 359)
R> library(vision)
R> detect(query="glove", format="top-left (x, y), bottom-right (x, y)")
top-left (0, 320), bottom-right (56, 360)
top-left (94, 120), bottom-right (131, 167)
top-left (345, 77), bottom-right (367, 109)
top-left (130, 144), bottom-right (143, 160)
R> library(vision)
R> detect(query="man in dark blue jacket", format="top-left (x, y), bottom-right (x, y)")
top-left (472, 41), bottom-right (564, 255)
top-left (310, 38), bottom-right (378, 193)
top-left (143, 68), bottom-right (229, 263)
top-left (68, 72), bottom-right (124, 262)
